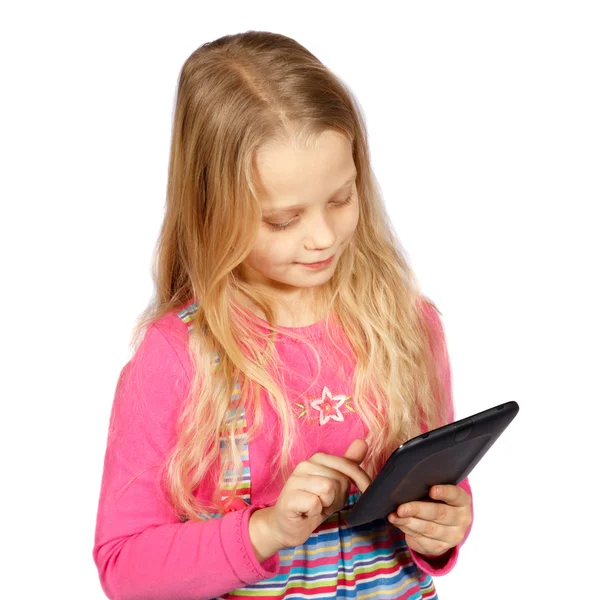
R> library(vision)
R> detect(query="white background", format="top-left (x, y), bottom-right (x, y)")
top-left (2, 1), bottom-right (598, 598)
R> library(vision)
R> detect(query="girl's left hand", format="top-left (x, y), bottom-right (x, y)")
top-left (387, 484), bottom-right (472, 557)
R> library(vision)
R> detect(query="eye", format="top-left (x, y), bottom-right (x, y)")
top-left (267, 217), bottom-right (294, 232)
top-left (265, 193), bottom-right (355, 232)
top-left (331, 193), bottom-right (354, 208)
top-left (268, 223), bottom-right (290, 232)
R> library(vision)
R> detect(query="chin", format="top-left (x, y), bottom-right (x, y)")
top-left (297, 273), bottom-right (334, 287)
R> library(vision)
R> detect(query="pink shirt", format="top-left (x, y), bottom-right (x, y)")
top-left (93, 300), bottom-right (472, 599)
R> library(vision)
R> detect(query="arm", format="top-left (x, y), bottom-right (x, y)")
top-left (408, 299), bottom-right (474, 576)
top-left (93, 322), bottom-right (279, 600)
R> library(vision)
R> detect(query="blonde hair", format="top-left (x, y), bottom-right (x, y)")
top-left (131, 30), bottom-right (450, 521)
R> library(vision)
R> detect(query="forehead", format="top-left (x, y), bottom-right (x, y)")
top-left (253, 131), bottom-right (355, 207)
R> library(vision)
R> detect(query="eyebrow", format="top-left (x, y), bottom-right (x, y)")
top-left (262, 171), bottom-right (357, 218)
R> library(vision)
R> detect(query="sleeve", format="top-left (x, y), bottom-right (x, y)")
top-left (408, 299), bottom-right (474, 577)
top-left (92, 322), bottom-right (280, 600)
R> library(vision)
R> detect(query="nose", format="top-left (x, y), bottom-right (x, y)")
top-left (303, 211), bottom-right (336, 251)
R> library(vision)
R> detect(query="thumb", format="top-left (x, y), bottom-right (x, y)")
top-left (344, 438), bottom-right (368, 465)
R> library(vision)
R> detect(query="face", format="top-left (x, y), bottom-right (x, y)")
top-left (241, 130), bottom-right (360, 307)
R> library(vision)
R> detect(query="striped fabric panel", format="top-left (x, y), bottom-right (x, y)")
top-left (177, 302), bottom-right (251, 511)
top-left (220, 401), bottom-right (251, 505)
top-left (177, 301), bottom-right (199, 328)
top-left (224, 493), bottom-right (436, 600)
top-left (176, 301), bottom-right (438, 599)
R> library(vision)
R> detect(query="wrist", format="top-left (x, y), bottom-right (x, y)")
top-left (418, 547), bottom-right (453, 565)
top-left (248, 506), bottom-right (284, 563)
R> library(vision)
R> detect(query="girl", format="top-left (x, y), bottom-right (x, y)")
top-left (93, 30), bottom-right (473, 600)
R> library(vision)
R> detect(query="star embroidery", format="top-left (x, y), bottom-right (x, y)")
top-left (310, 386), bottom-right (348, 425)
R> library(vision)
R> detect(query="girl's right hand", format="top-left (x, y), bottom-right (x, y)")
top-left (254, 439), bottom-right (372, 552)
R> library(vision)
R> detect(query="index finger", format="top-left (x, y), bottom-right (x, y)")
top-left (431, 484), bottom-right (471, 507)
top-left (310, 453), bottom-right (372, 493)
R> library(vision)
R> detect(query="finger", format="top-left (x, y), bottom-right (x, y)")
top-left (288, 489), bottom-right (329, 519)
top-left (390, 516), bottom-right (443, 540)
top-left (429, 484), bottom-right (471, 507)
top-left (390, 515), bottom-right (461, 545)
top-left (294, 463), bottom-right (350, 512)
top-left (343, 438), bottom-right (369, 464)
top-left (309, 452), bottom-right (372, 492)
top-left (289, 474), bottom-right (340, 513)
top-left (395, 500), bottom-right (455, 525)
top-left (295, 461), bottom-right (352, 490)
top-left (404, 533), bottom-right (450, 558)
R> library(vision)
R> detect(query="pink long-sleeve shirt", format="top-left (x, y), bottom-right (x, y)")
top-left (93, 299), bottom-right (472, 599)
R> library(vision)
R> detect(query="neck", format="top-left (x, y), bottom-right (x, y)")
top-left (235, 288), bottom-right (330, 328)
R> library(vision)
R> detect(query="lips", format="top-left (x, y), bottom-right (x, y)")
top-left (299, 256), bottom-right (334, 266)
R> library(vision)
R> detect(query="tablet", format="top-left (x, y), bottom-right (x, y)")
top-left (344, 401), bottom-right (519, 527)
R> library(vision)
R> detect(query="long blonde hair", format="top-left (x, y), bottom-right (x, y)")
top-left (131, 30), bottom-right (451, 521)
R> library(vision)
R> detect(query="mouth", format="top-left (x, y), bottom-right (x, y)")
top-left (296, 255), bottom-right (335, 268)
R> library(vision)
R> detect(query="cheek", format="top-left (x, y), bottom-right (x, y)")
top-left (339, 206), bottom-right (360, 240)
top-left (249, 233), bottom-right (294, 269)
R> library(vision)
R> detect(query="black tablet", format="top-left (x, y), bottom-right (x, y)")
top-left (344, 401), bottom-right (519, 527)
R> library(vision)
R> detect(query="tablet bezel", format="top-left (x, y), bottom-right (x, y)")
top-left (344, 401), bottom-right (519, 527)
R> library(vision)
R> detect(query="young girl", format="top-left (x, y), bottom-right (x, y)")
top-left (93, 30), bottom-right (473, 600)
